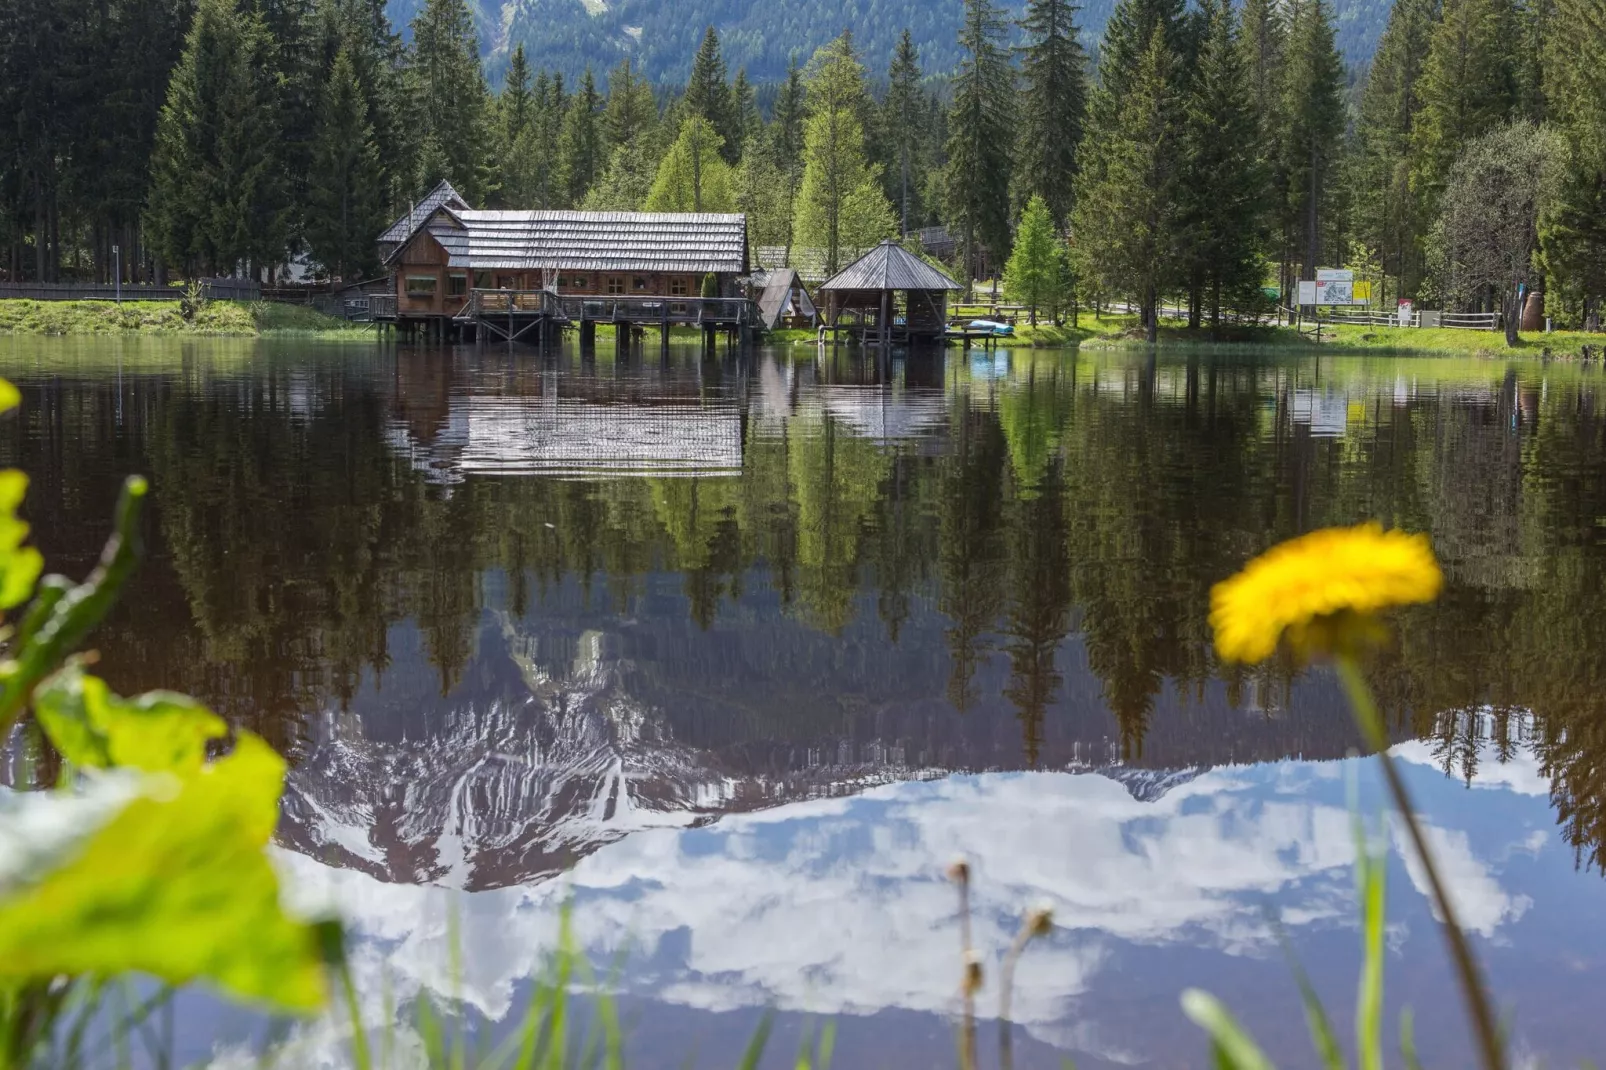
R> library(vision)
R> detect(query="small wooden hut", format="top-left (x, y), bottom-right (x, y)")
top-left (817, 241), bottom-right (962, 344)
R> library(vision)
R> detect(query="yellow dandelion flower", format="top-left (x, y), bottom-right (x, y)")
top-left (1210, 524), bottom-right (1442, 664)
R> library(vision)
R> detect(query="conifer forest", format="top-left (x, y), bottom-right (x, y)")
top-left (1, 0), bottom-right (1603, 332)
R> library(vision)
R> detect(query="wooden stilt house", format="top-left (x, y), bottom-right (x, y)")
top-left (817, 241), bottom-right (962, 344)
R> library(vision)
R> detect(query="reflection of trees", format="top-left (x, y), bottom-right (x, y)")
top-left (13, 351), bottom-right (1606, 873)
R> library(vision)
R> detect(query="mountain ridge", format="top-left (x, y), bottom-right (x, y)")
top-left (385, 0), bottom-right (1391, 87)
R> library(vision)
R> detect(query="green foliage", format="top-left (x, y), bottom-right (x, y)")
top-left (0, 471), bottom-right (43, 611)
top-left (880, 30), bottom-right (931, 234)
top-left (644, 116), bottom-right (736, 213)
top-left (793, 34), bottom-right (896, 276)
top-left (559, 68), bottom-right (604, 207)
top-left (0, 734), bottom-right (331, 1011)
top-left (1003, 196), bottom-right (1063, 324)
top-left (1278, 0), bottom-right (1346, 280)
top-left (683, 26), bottom-right (739, 163)
top-left (33, 666), bottom-right (227, 775)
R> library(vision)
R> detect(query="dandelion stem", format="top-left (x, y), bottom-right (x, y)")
top-left (1334, 653), bottom-right (1505, 1070)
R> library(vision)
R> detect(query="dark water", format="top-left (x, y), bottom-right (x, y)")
top-left (3, 336), bottom-right (1606, 1068)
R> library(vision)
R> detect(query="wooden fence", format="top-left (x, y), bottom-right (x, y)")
top-left (0, 279), bottom-right (261, 302)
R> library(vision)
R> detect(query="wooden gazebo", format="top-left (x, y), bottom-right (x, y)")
top-left (817, 240), bottom-right (962, 344)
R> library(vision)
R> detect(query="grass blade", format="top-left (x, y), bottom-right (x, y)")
top-left (736, 1011), bottom-right (773, 1070)
top-left (1354, 814), bottom-right (1386, 1070)
top-left (1179, 989), bottom-right (1274, 1070)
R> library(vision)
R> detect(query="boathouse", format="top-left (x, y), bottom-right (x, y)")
top-left (371, 192), bottom-right (752, 344)
top-left (817, 241), bottom-right (962, 344)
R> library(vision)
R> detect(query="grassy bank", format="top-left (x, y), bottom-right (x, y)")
top-left (774, 313), bottom-right (1606, 357)
top-left (0, 298), bottom-right (374, 338)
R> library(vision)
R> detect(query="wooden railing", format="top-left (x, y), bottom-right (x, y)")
top-left (557, 295), bottom-right (751, 325)
top-left (468, 289), bottom-right (562, 316)
top-left (368, 294), bottom-right (398, 320)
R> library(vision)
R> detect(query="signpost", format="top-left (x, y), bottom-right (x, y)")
top-left (1314, 268), bottom-right (1354, 306)
top-left (1398, 299), bottom-right (1414, 327)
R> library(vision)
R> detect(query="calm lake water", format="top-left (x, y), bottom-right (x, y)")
top-left (3, 336), bottom-right (1606, 1068)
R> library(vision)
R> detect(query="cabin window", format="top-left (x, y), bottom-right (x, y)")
top-left (632, 276), bottom-right (648, 292)
top-left (669, 277), bottom-right (689, 297)
top-left (570, 276), bottom-right (587, 289)
top-left (405, 275), bottom-right (437, 297)
top-left (447, 274), bottom-right (468, 297)
top-left (607, 276), bottom-right (624, 295)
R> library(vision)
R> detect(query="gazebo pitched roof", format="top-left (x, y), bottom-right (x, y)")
top-left (818, 240), bottom-right (962, 292)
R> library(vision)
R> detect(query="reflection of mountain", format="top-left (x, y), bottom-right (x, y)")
top-left (275, 591), bottom-right (1363, 890)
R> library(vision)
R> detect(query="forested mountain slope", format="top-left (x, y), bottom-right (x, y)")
top-left (385, 0), bottom-right (1392, 84)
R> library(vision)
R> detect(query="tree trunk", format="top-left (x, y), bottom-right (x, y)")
top-left (1144, 283), bottom-right (1158, 344)
top-left (1504, 288), bottom-right (1520, 347)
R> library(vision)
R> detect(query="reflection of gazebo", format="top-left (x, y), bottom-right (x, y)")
top-left (818, 240), bottom-right (962, 344)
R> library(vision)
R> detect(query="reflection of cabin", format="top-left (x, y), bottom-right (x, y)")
top-left (818, 241), bottom-right (962, 345)
top-left (372, 187), bottom-right (751, 343)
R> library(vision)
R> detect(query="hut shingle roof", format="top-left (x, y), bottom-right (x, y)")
top-left (818, 240), bottom-right (962, 292)
top-left (378, 180), bottom-right (469, 245)
top-left (407, 210), bottom-right (748, 274)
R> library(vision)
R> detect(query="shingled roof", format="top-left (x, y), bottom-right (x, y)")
top-left (818, 240), bottom-right (962, 292)
top-left (399, 210), bottom-right (749, 274)
top-left (378, 179), bottom-right (469, 246)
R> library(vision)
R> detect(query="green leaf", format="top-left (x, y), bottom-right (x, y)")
top-left (0, 379), bottom-right (19, 415)
top-left (0, 469), bottom-right (43, 611)
top-left (33, 665), bottom-right (226, 775)
top-left (1179, 989), bottom-right (1275, 1070)
top-left (0, 733), bottom-right (331, 1011)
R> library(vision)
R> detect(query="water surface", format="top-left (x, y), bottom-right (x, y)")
top-left (3, 336), bottom-right (1605, 1068)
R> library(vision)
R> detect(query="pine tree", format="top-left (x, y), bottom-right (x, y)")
top-left (793, 34), bottom-right (895, 274)
top-left (1279, 0), bottom-right (1346, 283)
top-left (1016, 0), bottom-right (1089, 226)
top-left (305, 46), bottom-right (384, 279)
top-left (1351, 0), bottom-right (1436, 300)
top-left (944, 0), bottom-right (1017, 284)
top-left (558, 67), bottom-right (602, 206)
top-left (882, 30), bottom-right (929, 235)
top-left (730, 68), bottom-right (761, 162)
top-left (1539, 0), bottom-right (1606, 328)
top-left (407, 0), bottom-right (490, 202)
top-left (1072, 24), bottom-right (1184, 342)
top-left (1094, 0), bottom-right (1187, 118)
top-left (644, 116), bottom-right (735, 212)
top-left (147, 0), bottom-right (288, 277)
top-left (1182, 0), bottom-right (1265, 329)
top-left (1412, 0), bottom-right (1522, 215)
top-left (501, 43), bottom-right (534, 147)
top-left (684, 26), bottom-right (738, 162)
top-left (1003, 194), bottom-right (1061, 324)
top-left (1237, 0), bottom-right (1286, 137)
top-left (603, 57), bottom-right (657, 151)
top-left (771, 57), bottom-right (808, 258)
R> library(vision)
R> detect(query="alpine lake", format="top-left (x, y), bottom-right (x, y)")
top-left (3, 334), bottom-right (1605, 1068)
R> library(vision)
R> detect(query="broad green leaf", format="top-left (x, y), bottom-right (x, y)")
top-left (0, 734), bottom-right (331, 1011)
top-left (1180, 989), bottom-right (1275, 1070)
top-left (0, 469), bottom-right (42, 610)
top-left (33, 665), bottom-right (226, 775)
top-left (0, 379), bottom-right (19, 415)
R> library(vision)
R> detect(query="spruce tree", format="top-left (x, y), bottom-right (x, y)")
top-left (306, 46), bottom-right (384, 279)
top-left (882, 30), bottom-right (928, 235)
top-left (1539, 0), bottom-right (1606, 328)
top-left (501, 44), bottom-right (534, 148)
top-left (1352, 0), bottom-right (1436, 300)
top-left (1182, 0), bottom-right (1264, 329)
top-left (558, 68), bottom-right (602, 206)
top-left (793, 34), bottom-right (896, 274)
top-left (644, 116), bottom-right (735, 212)
top-left (1093, 0), bottom-right (1186, 119)
top-left (944, 0), bottom-right (1017, 284)
top-left (407, 0), bottom-right (490, 202)
top-left (1412, 0), bottom-right (1522, 216)
top-left (1237, 0), bottom-right (1286, 137)
top-left (1017, 0), bottom-right (1089, 226)
top-left (603, 57), bottom-right (657, 151)
top-left (730, 69), bottom-right (761, 162)
top-left (1278, 0), bottom-right (1346, 283)
top-left (1072, 25), bottom-right (1184, 342)
top-left (147, 0), bottom-right (288, 277)
top-left (684, 26), bottom-right (738, 162)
